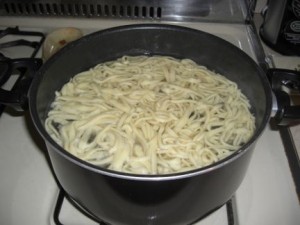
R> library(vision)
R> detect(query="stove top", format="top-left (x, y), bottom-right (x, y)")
top-left (0, 17), bottom-right (299, 225)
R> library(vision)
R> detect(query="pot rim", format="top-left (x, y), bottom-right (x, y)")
top-left (29, 23), bottom-right (272, 181)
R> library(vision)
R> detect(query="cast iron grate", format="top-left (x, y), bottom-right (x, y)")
top-left (0, 26), bottom-right (44, 116)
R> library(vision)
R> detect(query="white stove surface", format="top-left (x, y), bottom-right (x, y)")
top-left (0, 17), bottom-right (299, 225)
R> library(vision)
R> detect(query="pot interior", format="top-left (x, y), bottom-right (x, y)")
top-left (30, 24), bottom-right (272, 174)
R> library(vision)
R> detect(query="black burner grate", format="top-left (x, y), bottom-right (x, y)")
top-left (0, 26), bottom-right (44, 115)
top-left (54, 189), bottom-right (108, 225)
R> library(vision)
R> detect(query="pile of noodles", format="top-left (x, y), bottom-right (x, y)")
top-left (45, 55), bottom-right (255, 175)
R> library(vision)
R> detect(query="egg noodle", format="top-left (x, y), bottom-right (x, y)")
top-left (45, 56), bottom-right (255, 175)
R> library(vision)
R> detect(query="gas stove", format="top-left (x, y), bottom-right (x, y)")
top-left (0, 3), bottom-right (299, 225)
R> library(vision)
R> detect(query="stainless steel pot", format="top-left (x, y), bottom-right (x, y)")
top-left (1, 24), bottom-right (299, 225)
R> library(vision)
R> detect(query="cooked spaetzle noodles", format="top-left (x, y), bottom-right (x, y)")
top-left (45, 55), bottom-right (255, 174)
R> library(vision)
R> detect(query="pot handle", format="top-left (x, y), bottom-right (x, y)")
top-left (268, 68), bottom-right (300, 126)
top-left (0, 58), bottom-right (42, 111)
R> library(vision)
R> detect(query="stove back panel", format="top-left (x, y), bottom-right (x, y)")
top-left (0, 0), bottom-right (251, 22)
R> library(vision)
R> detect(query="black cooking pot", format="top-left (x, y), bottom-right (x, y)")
top-left (1, 24), bottom-right (300, 225)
